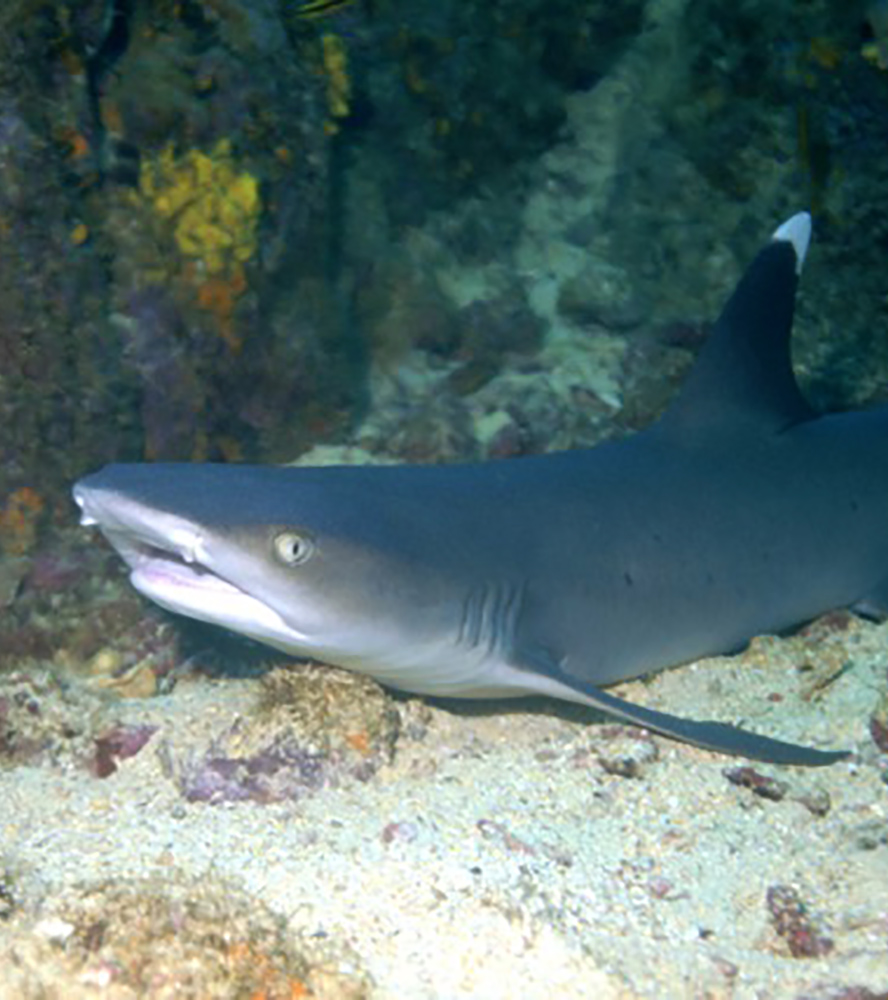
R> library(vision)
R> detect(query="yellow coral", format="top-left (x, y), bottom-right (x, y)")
top-left (140, 140), bottom-right (260, 277)
top-left (139, 140), bottom-right (260, 351)
top-left (322, 32), bottom-right (351, 124)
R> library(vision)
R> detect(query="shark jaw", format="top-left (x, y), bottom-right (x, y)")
top-left (74, 484), bottom-right (311, 654)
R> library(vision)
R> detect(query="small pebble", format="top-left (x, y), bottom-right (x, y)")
top-left (723, 766), bottom-right (788, 801)
top-left (794, 788), bottom-right (831, 817)
top-left (598, 733), bottom-right (659, 777)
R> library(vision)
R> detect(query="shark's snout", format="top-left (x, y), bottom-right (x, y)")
top-left (74, 481), bottom-right (207, 569)
top-left (76, 479), bottom-right (316, 654)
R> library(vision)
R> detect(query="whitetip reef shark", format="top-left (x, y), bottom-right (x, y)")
top-left (75, 213), bottom-right (874, 766)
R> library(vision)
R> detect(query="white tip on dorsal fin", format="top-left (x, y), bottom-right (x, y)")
top-left (653, 211), bottom-right (817, 441)
top-left (771, 212), bottom-right (811, 276)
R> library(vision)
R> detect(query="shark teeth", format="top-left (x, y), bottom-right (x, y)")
top-left (166, 526), bottom-right (205, 565)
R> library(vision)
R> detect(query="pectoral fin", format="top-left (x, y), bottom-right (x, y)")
top-left (544, 663), bottom-right (849, 766)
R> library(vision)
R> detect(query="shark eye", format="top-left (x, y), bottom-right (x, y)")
top-left (272, 530), bottom-right (314, 566)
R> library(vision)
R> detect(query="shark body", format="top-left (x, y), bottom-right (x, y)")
top-left (74, 214), bottom-right (878, 766)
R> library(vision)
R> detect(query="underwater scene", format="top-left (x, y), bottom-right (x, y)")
top-left (0, 0), bottom-right (887, 996)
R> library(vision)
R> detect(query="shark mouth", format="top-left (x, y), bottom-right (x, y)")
top-left (73, 485), bottom-right (309, 651)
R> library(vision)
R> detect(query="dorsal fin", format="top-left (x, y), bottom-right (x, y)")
top-left (654, 213), bottom-right (817, 442)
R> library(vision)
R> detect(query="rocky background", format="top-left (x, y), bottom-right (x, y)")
top-left (0, 0), bottom-right (884, 509)
top-left (1, 3), bottom-right (888, 995)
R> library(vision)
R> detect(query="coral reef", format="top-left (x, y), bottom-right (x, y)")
top-left (0, 876), bottom-right (371, 999)
top-left (140, 140), bottom-right (260, 277)
top-left (166, 664), bottom-right (401, 804)
top-left (138, 139), bottom-right (260, 352)
top-left (0, 0), bottom-right (353, 506)
top-left (321, 32), bottom-right (352, 128)
top-left (0, 488), bottom-right (44, 557)
top-left (352, 0), bottom-right (646, 215)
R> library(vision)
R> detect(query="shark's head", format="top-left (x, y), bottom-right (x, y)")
top-left (73, 462), bottom-right (466, 683)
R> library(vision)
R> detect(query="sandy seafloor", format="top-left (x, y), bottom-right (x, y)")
top-left (0, 609), bottom-right (886, 999)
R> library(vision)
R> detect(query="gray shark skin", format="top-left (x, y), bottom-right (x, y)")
top-left (74, 214), bottom-right (873, 766)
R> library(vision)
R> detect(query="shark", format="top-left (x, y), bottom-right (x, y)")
top-left (74, 213), bottom-right (875, 766)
